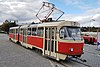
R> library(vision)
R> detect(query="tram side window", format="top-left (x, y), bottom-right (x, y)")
top-left (55, 28), bottom-right (57, 39)
top-left (23, 29), bottom-right (27, 35)
top-left (59, 27), bottom-right (68, 39)
top-left (51, 28), bottom-right (54, 39)
top-left (32, 28), bottom-right (37, 36)
top-left (13, 29), bottom-right (15, 34)
top-left (37, 27), bottom-right (43, 37)
top-left (51, 27), bottom-right (57, 39)
top-left (10, 29), bottom-right (12, 33)
top-left (16, 29), bottom-right (18, 34)
top-left (14, 29), bottom-right (16, 34)
top-left (9, 29), bottom-right (11, 33)
top-left (20, 29), bottom-right (23, 34)
top-left (11, 29), bottom-right (13, 33)
top-left (27, 28), bottom-right (31, 35)
top-left (12, 29), bottom-right (14, 33)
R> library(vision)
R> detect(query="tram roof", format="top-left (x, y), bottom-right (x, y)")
top-left (20, 24), bottom-right (39, 28)
top-left (10, 26), bottom-right (19, 29)
top-left (20, 25), bottom-right (29, 28)
top-left (30, 20), bottom-right (80, 27)
top-left (30, 22), bottom-right (60, 27)
top-left (18, 20), bottom-right (80, 29)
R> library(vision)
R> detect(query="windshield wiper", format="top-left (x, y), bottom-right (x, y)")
top-left (71, 36), bottom-right (75, 41)
top-left (67, 30), bottom-right (75, 41)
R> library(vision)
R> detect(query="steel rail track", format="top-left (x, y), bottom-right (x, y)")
top-left (70, 58), bottom-right (92, 67)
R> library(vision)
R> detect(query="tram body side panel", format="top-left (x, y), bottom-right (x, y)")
top-left (83, 36), bottom-right (90, 43)
top-left (27, 36), bottom-right (43, 49)
top-left (83, 36), bottom-right (97, 44)
top-left (16, 34), bottom-right (19, 41)
top-left (19, 34), bottom-right (23, 42)
top-left (58, 42), bottom-right (84, 55)
top-left (9, 33), bottom-right (14, 39)
top-left (94, 38), bottom-right (97, 43)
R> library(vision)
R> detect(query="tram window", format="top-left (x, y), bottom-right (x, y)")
top-left (45, 28), bottom-right (50, 38)
top-left (32, 28), bottom-right (37, 36)
top-left (28, 28), bottom-right (31, 35)
top-left (55, 28), bottom-right (57, 39)
top-left (55, 41), bottom-right (57, 52)
top-left (10, 29), bottom-right (12, 33)
top-left (45, 28), bottom-right (48, 38)
top-left (13, 29), bottom-right (15, 34)
top-left (11, 29), bottom-right (14, 33)
top-left (52, 27), bottom-right (57, 39)
top-left (23, 29), bottom-right (25, 35)
top-left (16, 29), bottom-right (18, 34)
top-left (14, 29), bottom-right (16, 34)
top-left (20, 29), bottom-right (23, 34)
top-left (59, 26), bottom-right (81, 40)
top-left (59, 28), bottom-right (65, 39)
top-left (9, 30), bottom-right (11, 33)
top-left (22, 29), bottom-right (25, 35)
top-left (51, 40), bottom-right (54, 52)
top-left (11, 29), bottom-right (13, 33)
top-left (13, 29), bottom-right (15, 33)
top-left (23, 29), bottom-right (27, 35)
top-left (51, 28), bottom-right (54, 39)
top-left (37, 27), bottom-right (43, 37)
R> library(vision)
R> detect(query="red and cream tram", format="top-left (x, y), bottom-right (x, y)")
top-left (9, 21), bottom-right (84, 60)
top-left (9, 26), bottom-right (20, 43)
top-left (9, 2), bottom-right (84, 61)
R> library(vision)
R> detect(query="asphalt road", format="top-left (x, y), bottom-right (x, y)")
top-left (0, 34), bottom-right (100, 67)
top-left (82, 44), bottom-right (100, 67)
top-left (0, 34), bottom-right (52, 67)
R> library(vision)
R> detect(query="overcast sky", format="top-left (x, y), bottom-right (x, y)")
top-left (0, 0), bottom-right (100, 27)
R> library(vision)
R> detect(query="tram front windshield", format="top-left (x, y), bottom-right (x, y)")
top-left (59, 26), bottom-right (81, 40)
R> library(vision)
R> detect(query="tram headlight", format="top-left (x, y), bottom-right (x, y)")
top-left (83, 48), bottom-right (84, 51)
top-left (70, 48), bottom-right (73, 52)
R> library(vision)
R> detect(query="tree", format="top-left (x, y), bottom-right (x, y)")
top-left (1, 20), bottom-right (18, 34)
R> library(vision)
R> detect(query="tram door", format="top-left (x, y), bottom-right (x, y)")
top-left (15, 29), bottom-right (17, 40)
top-left (44, 27), bottom-right (57, 57)
top-left (13, 29), bottom-right (16, 40)
top-left (22, 29), bottom-right (27, 43)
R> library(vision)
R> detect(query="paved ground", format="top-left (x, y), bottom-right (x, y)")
top-left (0, 34), bottom-right (100, 67)
top-left (0, 34), bottom-right (52, 67)
top-left (82, 44), bottom-right (100, 67)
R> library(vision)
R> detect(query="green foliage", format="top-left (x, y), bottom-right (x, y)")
top-left (81, 27), bottom-right (100, 32)
top-left (0, 20), bottom-right (18, 34)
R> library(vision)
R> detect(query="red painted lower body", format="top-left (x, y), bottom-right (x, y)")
top-left (10, 33), bottom-right (84, 56)
top-left (27, 36), bottom-right (43, 49)
top-left (58, 42), bottom-right (84, 56)
top-left (83, 36), bottom-right (97, 44)
top-left (9, 33), bottom-right (14, 39)
top-left (19, 34), bottom-right (22, 42)
top-left (83, 36), bottom-right (90, 42)
top-left (16, 34), bottom-right (18, 41)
